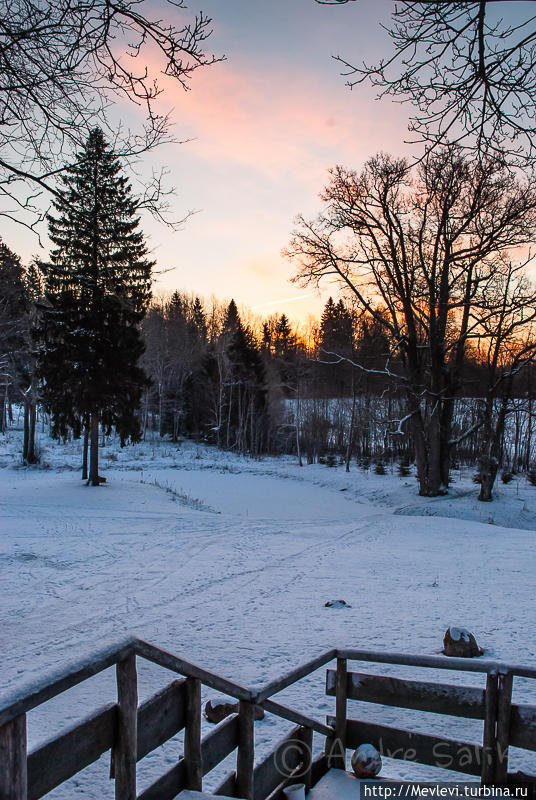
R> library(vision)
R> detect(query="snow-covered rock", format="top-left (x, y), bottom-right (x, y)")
top-left (443, 626), bottom-right (483, 657)
top-left (324, 599), bottom-right (351, 609)
top-left (351, 744), bottom-right (382, 777)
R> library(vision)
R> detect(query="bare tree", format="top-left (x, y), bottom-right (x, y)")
top-left (472, 260), bottom-right (536, 500)
top-left (285, 146), bottom-right (536, 496)
top-left (0, 0), bottom-right (220, 231)
top-left (322, 1), bottom-right (536, 161)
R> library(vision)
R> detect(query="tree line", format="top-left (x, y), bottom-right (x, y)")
top-left (2, 134), bottom-right (536, 503)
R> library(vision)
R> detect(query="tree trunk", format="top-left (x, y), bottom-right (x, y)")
top-left (0, 383), bottom-right (6, 434)
top-left (345, 373), bottom-right (357, 473)
top-left (478, 394), bottom-right (510, 502)
top-left (88, 413), bottom-right (100, 486)
top-left (295, 377), bottom-right (303, 467)
top-left (411, 403), bottom-right (443, 497)
top-left (439, 396), bottom-right (455, 489)
top-left (27, 400), bottom-right (37, 463)
top-left (478, 455), bottom-right (498, 502)
top-left (23, 401), bottom-right (29, 462)
top-left (82, 424), bottom-right (89, 480)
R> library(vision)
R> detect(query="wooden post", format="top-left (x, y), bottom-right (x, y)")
top-left (115, 654), bottom-right (137, 800)
top-left (482, 671), bottom-right (498, 786)
top-left (326, 658), bottom-right (347, 770)
top-left (236, 700), bottom-right (255, 800)
top-left (0, 715), bottom-right (27, 800)
top-left (495, 672), bottom-right (513, 786)
top-left (299, 726), bottom-right (314, 791)
top-left (184, 678), bottom-right (202, 791)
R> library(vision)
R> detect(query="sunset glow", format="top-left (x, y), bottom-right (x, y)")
top-left (4, 0), bottom-right (412, 322)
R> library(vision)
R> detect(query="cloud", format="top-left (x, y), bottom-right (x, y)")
top-left (156, 58), bottom-right (410, 185)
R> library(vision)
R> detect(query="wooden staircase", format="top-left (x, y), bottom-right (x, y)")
top-left (1, 638), bottom-right (536, 799)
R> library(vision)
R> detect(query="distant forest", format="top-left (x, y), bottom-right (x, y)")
top-left (3, 238), bottom-right (536, 496)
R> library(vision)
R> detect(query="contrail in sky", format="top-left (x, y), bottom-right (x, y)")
top-left (253, 292), bottom-right (318, 310)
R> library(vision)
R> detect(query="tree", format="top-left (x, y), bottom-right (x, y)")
top-left (472, 261), bottom-right (536, 500)
top-left (286, 146), bottom-right (536, 496)
top-left (322, 1), bottom-right (536, 161)
top-left (0, 0), bottom-right (220, 230)
top-left (0, 241), bottom-right (27, 432)
top-left (38, 128), bottom-right (153, 485)
top-left (221, 301), bottom-right (267, 454)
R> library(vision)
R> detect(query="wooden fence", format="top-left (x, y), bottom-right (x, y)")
top-left (1, 639), bottom-right (536, 799)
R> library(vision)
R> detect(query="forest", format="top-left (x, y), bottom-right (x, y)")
top-left (3, 213), bottom-right (536, 506)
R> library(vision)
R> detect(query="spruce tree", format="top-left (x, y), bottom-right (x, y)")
top-left (38, 128), bottom-right (153, 485)
top-left (0, 241), bottom-right (27, 434)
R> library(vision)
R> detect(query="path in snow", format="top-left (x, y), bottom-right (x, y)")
top-left (1, 437), bottom-right (536, 795)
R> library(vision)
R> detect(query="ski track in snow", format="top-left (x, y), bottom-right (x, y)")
top-left (1, 431), bottom-right (536, 796)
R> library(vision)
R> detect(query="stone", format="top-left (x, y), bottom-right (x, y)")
top-left (351, 744), bottom-right (382, 778)
top-left (443, 626), bottom-right (483, 658)
top-left (204, 698), bottom-right (264, 723)
top-left (324, 600), bottom-right (351, 609)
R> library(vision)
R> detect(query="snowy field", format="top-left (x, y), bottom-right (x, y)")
top-left (1, 424), bottom-right (536, 796)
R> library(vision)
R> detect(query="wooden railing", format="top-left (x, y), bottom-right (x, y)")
top-left (326, 649), bottom-right (536, 790)
top-left (0, 638), bottom-right (331, 800)
top-left (1, 640), bottom-right (536, 799)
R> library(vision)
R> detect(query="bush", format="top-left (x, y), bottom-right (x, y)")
top-left (501, 471), bottom-right (513, 484)
top-left (398, 461), bottom-right (411, 477)
top-left (374, 462), bottom-right (386, 475)
top-left (528, 469), bottom-right (536, 486)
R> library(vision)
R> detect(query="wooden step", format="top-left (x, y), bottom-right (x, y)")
top-left (308, 769), bottom-right (361, 799)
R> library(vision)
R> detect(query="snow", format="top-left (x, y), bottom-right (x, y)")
top-left (1, 424), bottom-right (536, 796)
top-left (448, 627), bottom-right (471, 643)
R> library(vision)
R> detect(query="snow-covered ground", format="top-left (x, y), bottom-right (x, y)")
top-left (1, 425), bottom-right (536, 796)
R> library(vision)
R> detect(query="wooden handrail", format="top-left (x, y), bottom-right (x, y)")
top-left (337, 648), bottom-right (536, 678)
top-left (134, 639), bottom-right (254, 701)
top-left (0, 637), bottom-right (137, 728)
top-left (253, 649), bottom-right (337, 703)
top-left (261, 698), bottom-right (333, 737)
top-left (2, 638), bottom-right (536, 799)
top-left (4, 639), bottom-right (535, 729)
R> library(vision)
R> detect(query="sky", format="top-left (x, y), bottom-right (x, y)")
top-left (5, 0), bottom-right (414, 323)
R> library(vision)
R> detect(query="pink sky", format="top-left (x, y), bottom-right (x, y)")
top-left (4, 0), bottom-right (413, 323)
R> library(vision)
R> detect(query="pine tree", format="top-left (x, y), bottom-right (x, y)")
top-left (38, 128), bottom-right (153, 485)
top-left (0, 241), bottom-right (27, 433)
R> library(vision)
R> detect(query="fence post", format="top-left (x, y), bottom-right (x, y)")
top-left (184, 677), bottom-right (202, 791)
top-left (482, 671), bottom-right (498, 786)
top-left (0, 714), bottom-right (27, 800)
top-left (326, 657), bottom-right (347, 770)
top-left (115, 654), bottom-right (137, 800)
top-left (236, 700), bottom-right (255, 800)
top-left (495, 672), bottom-right (513, 786)
top-left (299, 726), bottom-right (314, 791)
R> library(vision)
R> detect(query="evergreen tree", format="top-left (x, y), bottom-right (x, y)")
top-left (319, 297), bottom-right (354, 395)
top-left (0, 241), bottom-right (27, 433)
top-left (38, 128), bottom-right (153, 485)
top-left (189, 297), bottom-right (206, 339)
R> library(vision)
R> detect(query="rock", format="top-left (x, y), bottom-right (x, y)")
top-left (351, 744), bottom-right (382, 778)
top-left (205, 699), bottom-right (238, 723)
top-left (443, 626), bottom-right (483, 658)
top-left (204, 698), bottom-right (264, 724)
top-left (324, 599), bottom-right (351, 609)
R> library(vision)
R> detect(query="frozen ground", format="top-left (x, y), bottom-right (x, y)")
top-left (1, 424), bottom-right (536, 796)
